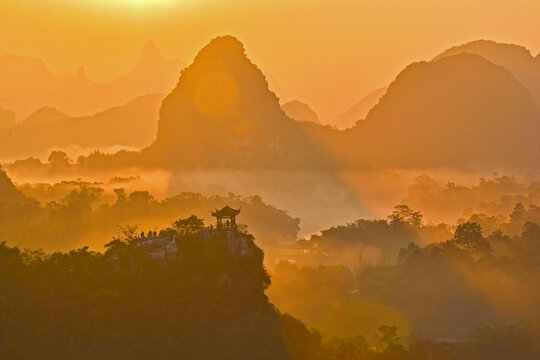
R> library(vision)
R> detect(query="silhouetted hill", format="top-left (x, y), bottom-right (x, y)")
top-left (281, 100), bottom-right (319, 124)
top-left (0, 42), bottom-right (183, 119)
top-left (0, 228), bottom-right (323, 359)
top-left (345, 53), bottom-right (540, 168)
top-left (0, 168), bottom-right (32, 205)
top-left (0, 94), bottom-right (164, 161)
top-left (20, 107), bottom-right (67, 127)
top-left (434, 40), bottom-right (540, 105)
top-left (146, 36), bottom-right (329, 169)
top-left (333, 87), bottom-right (387, 129)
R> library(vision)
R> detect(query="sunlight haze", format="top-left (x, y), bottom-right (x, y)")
top-left (2, 1), bottom-right (540, 358)
top-left (2, 0), bottom-right (539, 118)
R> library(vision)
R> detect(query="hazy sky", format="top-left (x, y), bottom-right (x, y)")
top-left (1, 0), bottom-right (539, 118)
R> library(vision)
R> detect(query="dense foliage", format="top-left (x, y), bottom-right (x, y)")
top-left (0, 179), bottom-right (300, 251)
top-left (2, 234), bottom-right (540, 360)
top-left (0, 225), bottom-right (317, 359)
top-left (269, 213), bottom-right (540, 344)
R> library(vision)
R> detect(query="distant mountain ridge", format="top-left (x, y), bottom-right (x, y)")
top-left (0, 41), bottom-right (183, 120)
top-left (0, 94), bottom-right (164, 161)
top-left (8, 36), bottom-right (540, 173)
top-left (333, 87), bottom-right (387, 129)
top-left (281, 100), bottom-right (319, 124)
top-left (434, 39), bottom-right (540, 105)
top-left (21, 107), bottom-right (67, 127)
top-left (64, 37), bottom-right (540, 172)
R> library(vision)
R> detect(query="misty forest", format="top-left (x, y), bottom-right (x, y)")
top-left (2, 1), bottom-right (540, 359)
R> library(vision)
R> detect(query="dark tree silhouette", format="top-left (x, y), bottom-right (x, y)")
top-left (451, 222), bottom-right (491, 253)
top-left (388, 204), bottom-right (423, 227)
top-left (173, 215), bottom-right (205, 234)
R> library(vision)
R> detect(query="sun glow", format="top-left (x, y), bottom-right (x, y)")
top-left (118, 0), bottom-right (172, 5)
top-left (127, 0), bottom-right (171, 3)
top-left (92, 0), bottom-right (174, 7)
top-left (88, 0), bottom-right (179, 13)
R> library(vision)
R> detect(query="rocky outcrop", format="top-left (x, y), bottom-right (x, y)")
top-left (135, 227), bottom-right (255, 261)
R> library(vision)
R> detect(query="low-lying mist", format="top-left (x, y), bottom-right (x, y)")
top-left (6, 157), bottom-right (540, 239)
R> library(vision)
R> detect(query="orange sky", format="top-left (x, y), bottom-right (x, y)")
top-left (1, 0), bottom-right (540, 118)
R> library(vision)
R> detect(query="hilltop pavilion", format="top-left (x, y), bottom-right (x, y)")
top-left (212, 206), bottom-right (240, 230)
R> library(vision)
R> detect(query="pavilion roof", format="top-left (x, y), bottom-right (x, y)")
top-left (211, 206), bottom-right (240, 217)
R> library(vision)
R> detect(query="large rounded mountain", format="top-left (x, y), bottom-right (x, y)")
top-left (145, 36), bottom-right (328, 169)
top-left (341, 53), bottom-right (540, 169)
top-left (0, 168), bottom-right (33, 206)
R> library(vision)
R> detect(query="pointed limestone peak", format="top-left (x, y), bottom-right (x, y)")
top-left (151, 35), bottom-right (330, 169)
top-left (137, 40), bottom-right (164, 68)
top-left (76, 66), bottom-right (87, 79)
top-left (193, 36), bottom-right (247, 63)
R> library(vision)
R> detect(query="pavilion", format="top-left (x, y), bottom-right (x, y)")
top-left (211, 206), bottom-right (240, 230)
